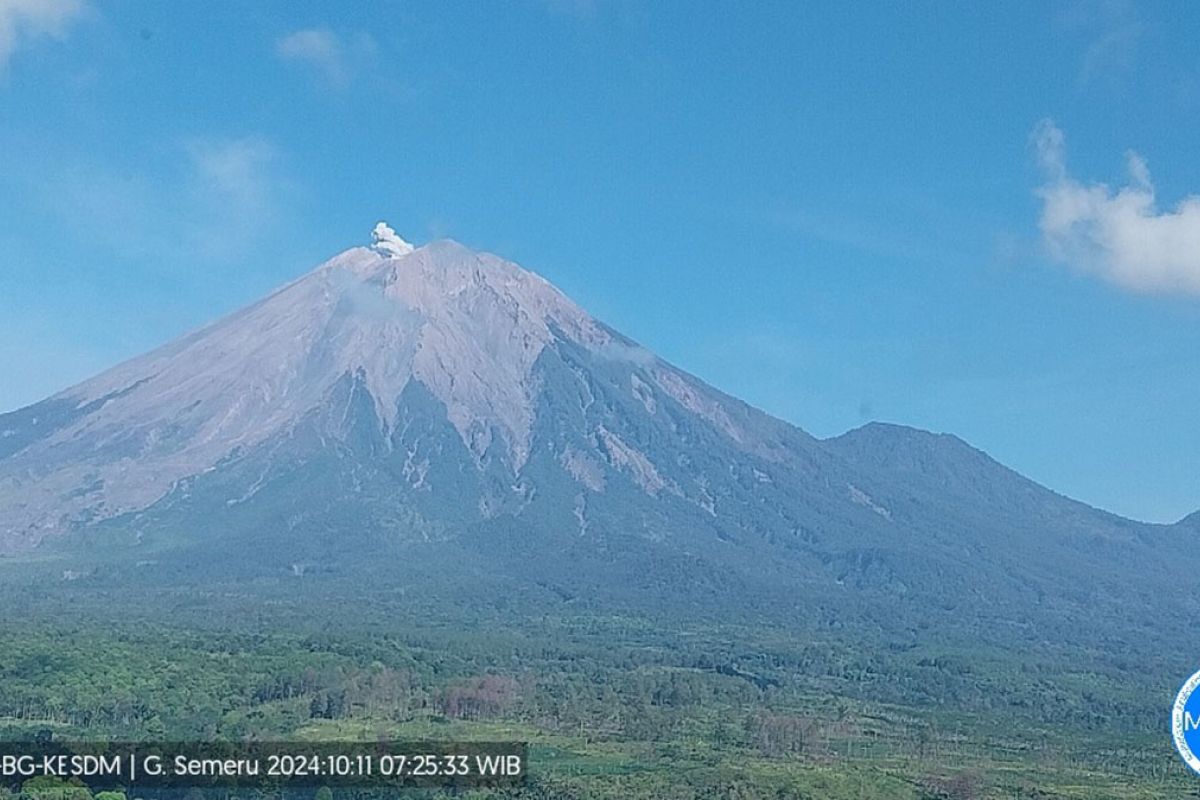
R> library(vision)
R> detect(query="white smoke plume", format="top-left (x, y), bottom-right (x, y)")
top-left (371, 221), bottom-right (414, 257)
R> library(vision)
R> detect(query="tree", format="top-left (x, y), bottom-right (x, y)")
top-left (921, 770), bottom-right (984, 800)
top-left (20, 777), bottom-right (92, 800)
top-left (748, 711), bottom-right (816, 758)
top-left (438, 675), bottom-right (519, 720)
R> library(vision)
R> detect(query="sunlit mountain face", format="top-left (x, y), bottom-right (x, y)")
top-left (0, 226), bottom-right (1195, 651)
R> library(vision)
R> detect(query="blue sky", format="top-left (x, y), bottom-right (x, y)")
top-left (1, 1), bottom-right (1198, 522)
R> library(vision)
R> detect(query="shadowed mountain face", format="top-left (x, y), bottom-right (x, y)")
top-left (0, 230), bottom-right (1195, 639)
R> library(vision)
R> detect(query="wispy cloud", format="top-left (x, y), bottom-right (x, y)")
top-left (1060, 0), bottom-right (1144, 86)
top-left (1034, 119), bottom-right (1200, 296)
top-left (5, 133), bottom-right (291, 263)
top-left (769, 199), bottom-right (978, 269)
top-left (540, 0), bottom-right (599, 16)
top-left (277, 28), bottom-right (344, 84)
top-left (0, 0), bottom-right (85, 72)
top-left (276, 28), bottom-right (376, 88)
top-left (187, 137), bottom-right (277, 215)
top-left (181, 136), bottom-right (290, 257)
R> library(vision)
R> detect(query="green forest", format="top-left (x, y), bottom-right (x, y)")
top-left (0, 563), bottom-right (1190, 800)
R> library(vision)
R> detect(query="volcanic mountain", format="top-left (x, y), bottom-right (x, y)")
top-left (0, 224), bottom-right (831, 551)
top-left (0, 225), bottom-right (1195, 636)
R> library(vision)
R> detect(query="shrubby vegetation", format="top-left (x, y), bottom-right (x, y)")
top-left (0, 567), bottom-right (1188, 800)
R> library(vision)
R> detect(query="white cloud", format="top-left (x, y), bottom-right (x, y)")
top-left (276, 28), bottom-right (351, 86)
top-left (1034, 119), bottom-right (1200, 296)
top-left (188, 137), bottom-right (277, 212)
top-left (1059, 0), bottom-right (1142, 86)
top-left (182, 137), bottom-right (289, 257)
top-left (0, 0), bottom-right (85, 71)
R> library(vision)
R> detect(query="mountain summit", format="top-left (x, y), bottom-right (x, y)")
top-left (0, 227), bottom-right (809, 552)
top-left (0, 227), bottom-right (1194, 638)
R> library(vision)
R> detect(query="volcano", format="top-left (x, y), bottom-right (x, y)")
top-left (0, 225), bottom-right (1195, 638)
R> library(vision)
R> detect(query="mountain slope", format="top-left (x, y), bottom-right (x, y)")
top-left (820, 422), bottom-right (1189, 631)
top-left (0, 226), bottom-right (1194, 645)
top-left (0, 229), bottom-right (859, 555)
